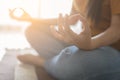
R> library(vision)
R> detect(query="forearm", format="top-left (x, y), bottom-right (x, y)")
top-left (30, 18), bottom-right (58, 26)
top-left (31, 13), bottom-right (81, 25)
top-left (91, 26), bottom-right (120, 49)
top-left (90, 15), bottom-right (120, 50)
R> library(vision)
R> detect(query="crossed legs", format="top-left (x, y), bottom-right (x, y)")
top-left (17, 24), bottom-right (68, 79)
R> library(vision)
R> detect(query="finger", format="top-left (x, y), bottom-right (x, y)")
top-left (50, 25), bottom-right (64, 40)
top-left (79, 15), bottom-right (86, 24)
top-left (64, 14), bottom-right (71, 33)
top-left (81, 22), bottom-right (90, 34)
top-left (19, 8), bottom-right (26, 13)
top-left (80, 16), bottom-right (89, 27)
top-left (19, 8), bottom-right (30, 16)
top-left (9, 9), bottom-right (16, 18)
top-left (64, 14), bottom-right (69, 27)
top-left (58, 14), bottom-right (64, 34)
top-left (60, 14), bottom-right (72, 37)
top-left (59, 14), bottom-right (77, 43)
top-left (58, 14), bottom-right (64, 28)
top-left (9, 9), bottom-right (15, 14)
top-left (78, 15), bottom-right (90, 33)
top-left (64, 14), bottom-right (76, 36)
top-left (50, 25), bottom-right (73, 43)
top-left (9, 9), bottom-right (12, 12)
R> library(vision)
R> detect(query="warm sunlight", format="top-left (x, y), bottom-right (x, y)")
top-left (0, 0), bottom-right (73, 49)
top-left (40, 0), bottom-right (73, 18)
top-left (0, 0), bottom-right (73, 23)
top-left (0, 0), bottom-right (40, 49)
top-left (0, 0), bottom-right (40, 24)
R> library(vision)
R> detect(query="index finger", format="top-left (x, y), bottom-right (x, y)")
top-left (78, 15), bottom-right (89, 32)
top-left (58, 14), bottom-right (64, 33)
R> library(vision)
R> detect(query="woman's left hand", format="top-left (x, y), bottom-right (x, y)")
top-left (9, 8), bottom-right (32, 22)
top-left (50, 14), bottom-right (92, 50)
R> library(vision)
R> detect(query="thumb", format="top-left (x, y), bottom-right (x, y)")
top-left (78, 15), bottom-right (90, 33)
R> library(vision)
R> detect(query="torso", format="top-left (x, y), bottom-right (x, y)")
top-left (75, 0), bottom-right (120, 50)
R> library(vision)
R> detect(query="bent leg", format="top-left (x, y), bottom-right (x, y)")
top-left (44, 46), bottom-right (120, 80)
top-left (25, 24), bottom-right (69, 60)
top-left (19, 24), bottom-right (68, 80)
top-left (18, 23), bottom-right (69, 68)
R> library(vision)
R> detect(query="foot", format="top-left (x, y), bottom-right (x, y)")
top-left (17, 54), bottom-right (45, 67)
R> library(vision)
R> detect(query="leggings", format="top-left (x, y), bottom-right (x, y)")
top-left (25, 24), bottom-right (120, 80)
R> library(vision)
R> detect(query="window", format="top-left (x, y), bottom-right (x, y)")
top-left (0, 0), bottom-right (40, 49)
top-left (40, 0), bottom-right (73, 18)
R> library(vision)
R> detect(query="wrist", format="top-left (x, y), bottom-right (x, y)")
top-left (90, 38), bottom-right (101, 50)
top-left (76, 39), bottom-right (92, 51)
top-left (82, 39), bottom-right (95, 50)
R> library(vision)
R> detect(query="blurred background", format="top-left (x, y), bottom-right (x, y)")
top-left (0, 0), bottom-right (73, 49)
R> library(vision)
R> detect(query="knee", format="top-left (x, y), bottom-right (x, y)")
top-left (25, 24), bottom-right (39, 39)
top-left (25, 25), bottom-right (33, 38)
top-left (25, 27), bottom-right (32, 42)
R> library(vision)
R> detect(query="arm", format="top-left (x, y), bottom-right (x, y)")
top-left (31, 13), bottom-right (80, 25)
top-left (9, 8), bottom-right (80, 26)
top-left (28, 13), bottom-right (80, 25)
top-left (50, 14), bottom-right (120, 50)
top-left (29, 18), bottom-right (58, 26)
top-left (91, 14), bottom-right (120, 49)
top-left (9, 8), bottom-right (58, 26)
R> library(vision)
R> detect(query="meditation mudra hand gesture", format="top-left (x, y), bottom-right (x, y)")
top-left (51, 14), bottom-right (91, 50)
top-left (9, 8), bottom-right (32, 21)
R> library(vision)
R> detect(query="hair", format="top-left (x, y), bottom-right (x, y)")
top-left (73, 0), bottom-right (104, 25)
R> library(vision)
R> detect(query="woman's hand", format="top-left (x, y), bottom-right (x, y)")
top-left (9, 8), bottom-right (32, 22)
top-left (50, 14), bottom-right (92, 50)
top-left (68, 14), bottom-right (81, 25)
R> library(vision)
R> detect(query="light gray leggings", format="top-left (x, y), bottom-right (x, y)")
top-left (25, 24), bottom-right (120, 80)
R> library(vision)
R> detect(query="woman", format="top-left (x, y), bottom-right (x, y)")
top-left (9, 0), bottom-right (120, 80)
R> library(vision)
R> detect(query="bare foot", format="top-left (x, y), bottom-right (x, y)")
top-left (17, 54), bottom-right (45, 67)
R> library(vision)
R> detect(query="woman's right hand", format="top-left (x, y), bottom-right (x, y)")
top-left (9, 8), bottom-right (32, 22)
top-left (68, 14), bottom-right (82, 25)
top-left (50, 14), bottom-right (92, 50)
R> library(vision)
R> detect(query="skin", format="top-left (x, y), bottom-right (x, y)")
top-left (91, 14), bottom-right (120, 49)
top-left (9, 8), bottom-right (79, 25)
top-left (9, 8), bottom-right (120, 79)
top-left (51, 14), bottom-right (120, 50)
top-left (9, 9), bottom-right (120, 50)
